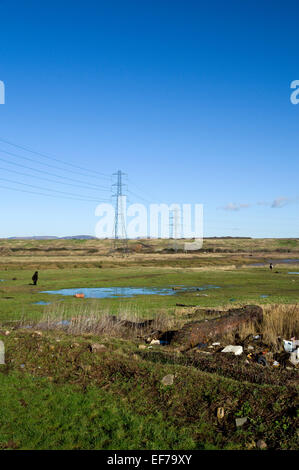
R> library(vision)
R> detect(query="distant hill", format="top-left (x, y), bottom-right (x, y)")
top-left (8, 235), bottom-right (96, 240)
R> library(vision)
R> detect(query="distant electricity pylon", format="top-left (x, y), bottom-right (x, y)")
top-left (111, 170), bottom-right (128, 254)
top-left (169, 206), bottom-right (181, 252)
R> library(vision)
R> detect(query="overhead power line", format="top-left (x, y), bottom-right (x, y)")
top-left (0, 184), bottom-right (110, 203)
top-left (0, 147), bottom-right (110, 182)
top-left (0, 176), bottom-right (111, 201)
top-left (0, 165), bottom-right (110, 193)
top-left (0, 154), bottom-right (110, 191)
top-left (0, 137), bottom-right (111, 179)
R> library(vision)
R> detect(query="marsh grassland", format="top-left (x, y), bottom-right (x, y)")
top-left (0, 238), bottom-right (298, 450)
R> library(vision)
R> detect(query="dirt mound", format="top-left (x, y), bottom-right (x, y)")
top-left (163, 305), bottom-right (263, 350)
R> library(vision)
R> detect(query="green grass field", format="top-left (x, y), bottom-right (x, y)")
top-left (0, 265), bottom-right (299, 322)
top-left (0, 238), bottom-right (298, 450)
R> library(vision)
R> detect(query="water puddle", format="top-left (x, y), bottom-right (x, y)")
top-left (33, 301), bottom-right (51, 306)
top-left (288, 272), bottom-right (299, 275)
top-left (40, 285), bottom-right (221, 299)
top-left (250, 259), bottom-right (299, 267)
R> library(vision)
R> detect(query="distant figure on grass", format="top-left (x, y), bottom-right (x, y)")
top-left (32, 271), bottom-right (39, 286)
top-left (269, 263), bottom-right (273, 271)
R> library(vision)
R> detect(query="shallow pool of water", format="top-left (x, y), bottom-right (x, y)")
top-left (288, 272), bottom-right (299, 275)
top-left (40, 285), bottom-right (220, 299)
top-left (33, 301), bottom-right (51, 306)
top-left (250, 259), bottom-right (299, 267)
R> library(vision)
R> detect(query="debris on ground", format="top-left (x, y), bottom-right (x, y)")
top-left (221, 345), bottom-right (243, 356)
top-left (150, 339), bottom-right (160, 345)
top-left (289, 348), bottom-right (299, 366)
top-left (168, 305), bottom-right (263, 350)
top-left (257, 355), bottom-right (267, 367)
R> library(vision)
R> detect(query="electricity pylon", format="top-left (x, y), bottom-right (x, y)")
top-left (111, 170), bottom-right (128, 254)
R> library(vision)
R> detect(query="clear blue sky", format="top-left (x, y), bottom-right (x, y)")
top-left (0, 0), bottom-right (298, 238)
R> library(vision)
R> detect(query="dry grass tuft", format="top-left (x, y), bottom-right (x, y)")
top-left (225, 303), bottom-right (299, 349)
top-left (20, 301), bottom-right (178, 339)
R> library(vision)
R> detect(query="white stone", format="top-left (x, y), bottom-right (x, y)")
top-left (161, 374), bottom-right (174, 386)
top-left (221, 345), bottom-right (243, 356)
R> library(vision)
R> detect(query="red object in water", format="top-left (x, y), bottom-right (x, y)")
top-left (74, 293), bottom-right (85, 298)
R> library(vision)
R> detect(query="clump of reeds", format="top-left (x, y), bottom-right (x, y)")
top-left (225, 303), bottom-right (299, 349)
top-left (19, 301), bottom-right (178, 339)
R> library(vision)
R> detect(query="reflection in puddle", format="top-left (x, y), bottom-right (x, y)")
top-left (40, 285), bottom-right (221, 299)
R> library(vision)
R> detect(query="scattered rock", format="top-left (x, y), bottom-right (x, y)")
top-left (138, 344), bottom-right (147, 350)
top-left (5, 331), bottom-right (10, 336)
top-left (256, 439), bottom-right (267, 450)
top-left (247, 345), bottom-right (254, 350)
top-left (161, 374), bottom-right (174, 386)
top-left (89, 343), bottom-right (107, 353)
top-left (217, 407), bottom-right (225, 419)
top-left (222, 345), bottom-right (243, 356)
top-left (235, 417), bottom-right (248, 427)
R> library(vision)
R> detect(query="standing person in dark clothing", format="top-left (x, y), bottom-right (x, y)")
top-left (269, 263), bottom-right (273, 271)
top-left (32, 271), bottom-right (38, 285)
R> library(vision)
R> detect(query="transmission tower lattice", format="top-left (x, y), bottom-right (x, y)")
top-left (111, 170), bottom-right (128, 254)
top-left (169, 207), bottom-right (181, 252)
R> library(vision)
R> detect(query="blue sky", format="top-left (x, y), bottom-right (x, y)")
top-left (0, 0), bottom-right (298, 238)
